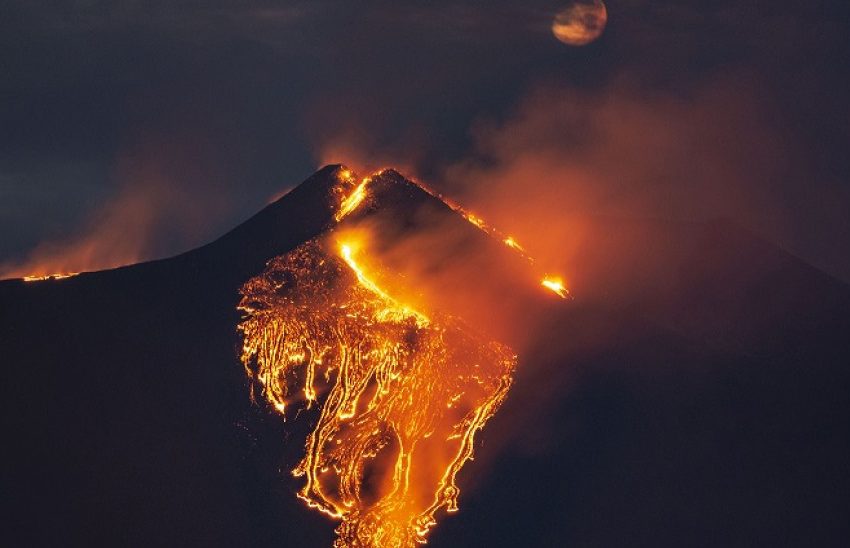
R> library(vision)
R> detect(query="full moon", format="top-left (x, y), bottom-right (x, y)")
top-left (552, 0), bottom-right (608, 46)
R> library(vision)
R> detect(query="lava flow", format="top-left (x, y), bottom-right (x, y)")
top-left (237, 166), bottom-right (565, 547)
top-left (239, 238), bottom-right (515, 547)
top-left (334, 168), bottom-right (570, 299)
top-left (22, 272), bottom-right (80, 282)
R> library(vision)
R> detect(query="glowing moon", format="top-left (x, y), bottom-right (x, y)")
top-left (552, 0), bottom-right (608, 46)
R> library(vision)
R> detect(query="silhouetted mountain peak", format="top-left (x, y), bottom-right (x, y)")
top-left (2, 166), bottom-right (850, 546)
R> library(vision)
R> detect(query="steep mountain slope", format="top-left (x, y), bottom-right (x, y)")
top-left (2, 166), bottom-right (848, 546)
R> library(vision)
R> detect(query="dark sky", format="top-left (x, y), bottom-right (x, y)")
top-left (2, 0), bottom-right (849, 280)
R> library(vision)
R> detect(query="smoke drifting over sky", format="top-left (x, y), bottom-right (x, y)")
top-left (1, 0), bottom-right (848, 279)
top-left (440, 77), bottom-right (848, 279)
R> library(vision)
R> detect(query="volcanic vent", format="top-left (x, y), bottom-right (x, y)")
top-left (237, 167), bottom-right (566, 547)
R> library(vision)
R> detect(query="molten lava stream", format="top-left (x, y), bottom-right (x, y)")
top-left (21, 272), bottom-right (80, 282)
top-left (236, 166), bottom-right (575, 546)
top-left (330, 167), bottom-right (569, 299)
top-left (238, 238), bottom-right (516, 547)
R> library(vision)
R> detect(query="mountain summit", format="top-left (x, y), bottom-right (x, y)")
top-left (2, 166), bottom-right (849, 546)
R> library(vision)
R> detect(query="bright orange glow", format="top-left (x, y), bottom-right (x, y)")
top-left (541, 276), bottom-right (568, 298)
top-left (464, 213), bottom-right (487, 229)
top-left (335, 176), bottom-right (371, 221)
top-left (503, 236), bottom-right (525, 252)
top-left (332, 168), bottom-right (568, 300)
top-left (338, 240), bottom-right (429, 327)
top-left (238, 238), bottom-right (515, 547)
top-left (22, 272), bottom-right (80, 282)
top-left (237, 166), bottom-right (571, 546)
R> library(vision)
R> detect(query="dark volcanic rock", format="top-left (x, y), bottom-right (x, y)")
top-left (2, 166), bottom-right (849, 546)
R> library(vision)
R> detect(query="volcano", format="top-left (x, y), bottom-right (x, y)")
top-left (2, 166), bottom-right (849, 546)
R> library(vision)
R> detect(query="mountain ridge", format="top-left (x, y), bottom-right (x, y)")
top-left (2, 166), bottom-right (849, 546)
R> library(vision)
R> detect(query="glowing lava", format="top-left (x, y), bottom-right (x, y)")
top-left (237, 166), bottom-right (569, 546)
top-left (238, 239), bottom-right (515, 547)
top-left (541, 276), bottom-right (568, 299)
top-left (503, 236), bottom-right (525, 252)
top-left (331, 167), bottom-right (569, 299)
top-left (335, 176), bottom-right (371, 222)
top-left (22, 272), bottom-right (80, 282)
top-left (339, 241), bottom-right (429, 327)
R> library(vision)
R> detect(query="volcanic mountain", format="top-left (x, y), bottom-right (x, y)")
top-left (2, 166), bottom-right (849, 546)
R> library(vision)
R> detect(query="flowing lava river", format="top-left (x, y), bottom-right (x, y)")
top-left (237, 167), bottom-right (565, 547)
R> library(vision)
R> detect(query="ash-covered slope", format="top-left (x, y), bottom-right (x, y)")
top-left (2, 166), bottom-right (849, 546)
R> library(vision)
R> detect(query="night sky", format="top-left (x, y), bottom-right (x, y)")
top-left (3, 4), bottom-right (850, 545)
top-left (2, 0), bottom-right (849, 280)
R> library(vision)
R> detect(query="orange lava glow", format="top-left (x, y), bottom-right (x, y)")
top-left (541, 276), bottom-right (568, 298)
top-left (237, 165), bottom-right (569, 546)
top-left (238, 238), bottom-right (515, 547)
top-left (503, 236), bottom-right (525, 252)
top-left (331, 166), bottom-right (569, 298)
top-left (334, 173), bottom-right (372, 222)
top-left (464, 213), bottom-right (487, 229)
top-left (339, 240), bottom-right (429, 327)
top-left (22, 272), bottom-right (80, 282)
